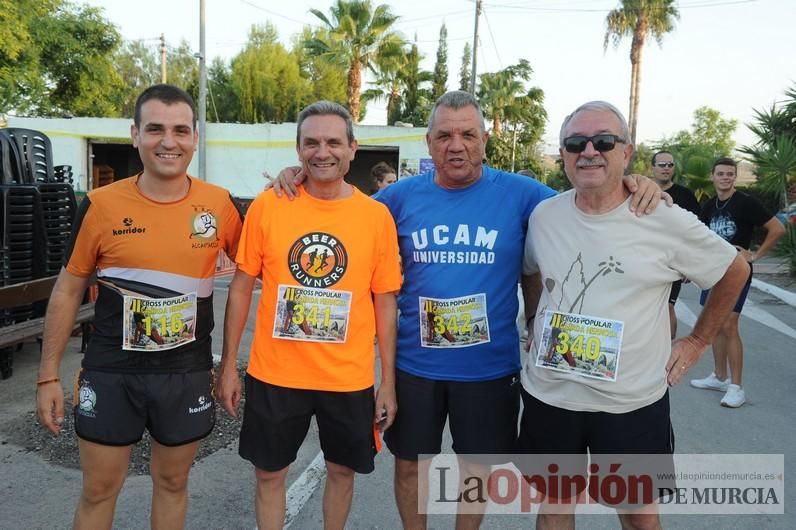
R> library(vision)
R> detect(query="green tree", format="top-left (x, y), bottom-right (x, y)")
top-left (738, 85), bottom-right (796, 274)
top-left (114, 38), bottom-right (200, 118)
top-left (630, 143), bottom-right (654, 175)
top-left (293, 27), bottom-right (348, 108)
top-left (231, 24), bottom-right (306, 123)
top-left (671, 106), bottom-right (737, 155)
top-left (114, 39), bottom-right (159, 117)
top-left (0, 0), bottom-right (60, 113)
top-left (458, 42), bottom-right (471, 92)
top-left (478, 61), bottom-right (547, 172)
top-left (361, 49), bottom-right (407, 125)
top-left (604, 0), bottom-right (679, 144)
top-left (431, 24), bottom-right (448, 101)
top-left (478, 59), bottom-right (533, 136)
top-left (207, 57), bottom-right (239, 122)
top-left (2, 1), bottom-right (125, 116)
top-left (656, 106), bottom-right (738, 200)
top-left (32, 2), bottom-right (125, 116)
top-left (166, 40), bottom-right (199, 97)
top-left (397, 39), bottom-right (433, 126)
top-left (307, 0), bottom-right (403, 123)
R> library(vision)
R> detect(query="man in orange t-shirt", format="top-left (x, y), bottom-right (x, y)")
top-left (216, 101), bottom-right (402, 530)
top-left (36, 84), bottom-right (243, 529)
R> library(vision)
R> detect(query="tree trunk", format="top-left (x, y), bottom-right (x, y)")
top-left (627, 54), bottom-right (637, 140)
top-left (493, 116), bottom-right (501, 136)
top-left (348, 60), bottom-right (361, 124)
top-left (388, 85), bottom-right (400, 125)
top-left (628, 18), bottom-right (648, 145)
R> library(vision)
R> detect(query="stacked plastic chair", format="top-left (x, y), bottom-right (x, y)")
top-left (0, 128), bottom-right (77, 327)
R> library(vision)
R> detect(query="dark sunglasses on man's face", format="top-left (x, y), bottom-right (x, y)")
top-left (563, 134), bottom-right (626, 154)
top-left (654, 162), bottom-right (675, 168)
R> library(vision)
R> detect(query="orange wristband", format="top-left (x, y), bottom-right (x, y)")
top-left (36, 377), bottom-right (60, 386)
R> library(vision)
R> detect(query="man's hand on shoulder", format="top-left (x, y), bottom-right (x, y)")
top-left (266, 166), bottom-right (305, 199)
top-left (623, 174), bottom-right (673, 216)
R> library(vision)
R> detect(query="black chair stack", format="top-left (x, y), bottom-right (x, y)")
top-left (0, 128), bottom-right (77, 323)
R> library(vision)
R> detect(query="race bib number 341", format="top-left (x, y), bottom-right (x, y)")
top-left (122, 293), bottom-right (197, 351)
top-left (536, 310), bottom-right (624, 382)
top-left (418, 293), bottom-right (490, 348)
top-left (273, 285), bottom-right (352, 343)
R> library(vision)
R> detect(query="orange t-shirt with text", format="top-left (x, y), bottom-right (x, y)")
top-left (236, 186), bottom-right (402, 391)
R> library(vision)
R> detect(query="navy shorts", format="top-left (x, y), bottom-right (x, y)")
top-left (384, 369), bottom-right (520, 462)
top-left (239, 375), bottom-right (378, 474)
top-left (700, 262), bottom-right (752, 313)
top-left (73, 368), bottom-right (215, 446)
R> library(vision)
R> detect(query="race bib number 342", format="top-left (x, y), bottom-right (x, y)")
top-left (418, 293), bottom-right (490, 348)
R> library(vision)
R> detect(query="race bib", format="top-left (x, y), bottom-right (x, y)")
top-left (536, 310), bottom-right (624, 382)
top-left (122, 293), bottom-right (197, 351)
top-left (418, 294), bottom-right (490, 348)
top-left (273, 285), bottom-right (351, 343)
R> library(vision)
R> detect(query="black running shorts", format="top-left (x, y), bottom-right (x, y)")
top-left (516, 389), bottom-right (675, 504)
top-left (73, 368), bottom-right (215, 446)
top-left (384, 369), bottom-right (520, 462)
top-left (239, 374), bottom-right (378, 474)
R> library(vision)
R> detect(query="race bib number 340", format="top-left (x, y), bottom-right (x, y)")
top-left (273, 285), bottom-right (352, 343)
top-left (122, 293), bottom-right (197, 351)
top-left (536, 310), bottom-right (624, 382)
top-left (418, 293), bottom-right (490, 348)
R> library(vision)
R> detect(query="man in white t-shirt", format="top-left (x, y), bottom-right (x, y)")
top-left (518, 101), bottom-right (749, 529)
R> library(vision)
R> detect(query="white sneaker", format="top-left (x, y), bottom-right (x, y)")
top-left (721, 384), bottom-right (746, 408)
top-left (690, 372), bottom-right (730, 392)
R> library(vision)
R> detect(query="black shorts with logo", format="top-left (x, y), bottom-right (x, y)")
top-left (384, 369), bottom-right (520, 462)
top-left (239, 375), bottom-right (378, 474)
top-left (73, 368), bottom-right (215, 446)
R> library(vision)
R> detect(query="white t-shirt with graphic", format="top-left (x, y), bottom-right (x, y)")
top-left (522, 190), bottom-right (736, 413)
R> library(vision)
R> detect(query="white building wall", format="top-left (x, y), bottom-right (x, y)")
top-left (5, 117), bottom-right (429, 197)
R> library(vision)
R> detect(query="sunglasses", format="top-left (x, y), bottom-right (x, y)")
top-left (563, 134), bottom-right (626, 153)
top-left (654, 162), bottom-right (675, 168)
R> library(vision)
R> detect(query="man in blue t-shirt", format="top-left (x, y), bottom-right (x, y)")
top-left (271, 91), bottom-right (664, 529)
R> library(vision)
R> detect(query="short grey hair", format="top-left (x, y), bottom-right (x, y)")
top-left (427, 90), bottom-right (486, 132)
top-left (296, 100), bottom-right (355, 144)
top-left (559, 101), bottom-right (630, 147)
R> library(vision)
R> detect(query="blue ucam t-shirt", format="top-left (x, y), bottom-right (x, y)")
top-left (377, 166), bottom-right (556, 381)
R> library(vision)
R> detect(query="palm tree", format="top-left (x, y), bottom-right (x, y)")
top-left (477, 60), bottom-right (533, 136)
top-left (738, 85), bottom-right (796, 275)
top-left (604, 0), bottom-right (679, 144)
top-left (307, 0), bottom-right (403, 123)
top-left (361, 50), bottom-right (407, 125)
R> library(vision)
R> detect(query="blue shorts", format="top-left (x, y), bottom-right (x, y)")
top-left (700, 263), bottom-right (752, 313)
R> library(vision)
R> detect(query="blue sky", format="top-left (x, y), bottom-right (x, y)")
top-left (87, 0), bottom-right (796, 152)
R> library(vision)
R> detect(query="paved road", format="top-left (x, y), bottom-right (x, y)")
top-left (1, 277), bottom-right (793, 529)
